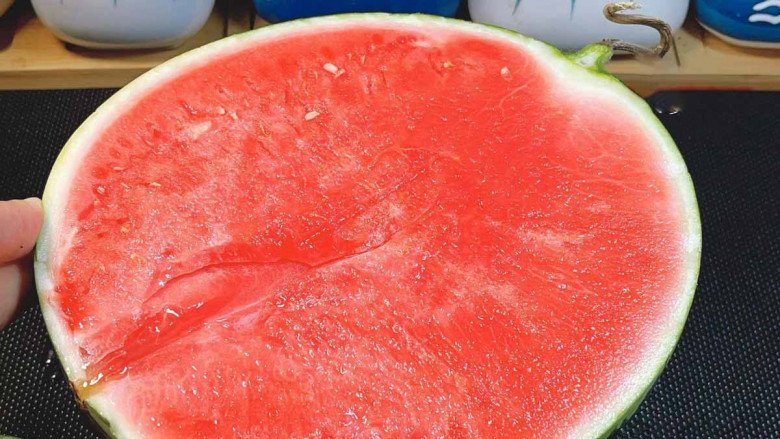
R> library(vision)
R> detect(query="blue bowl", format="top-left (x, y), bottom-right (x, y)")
top-left (696, 0), bottom-right (780, 48)
top-left (254, 0), bottom-right (461, 22)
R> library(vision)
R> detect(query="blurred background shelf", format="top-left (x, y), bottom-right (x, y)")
top-left (0, 0), bottom-right (252, 90)
top-left (0, 0), bottom-right (778, 94)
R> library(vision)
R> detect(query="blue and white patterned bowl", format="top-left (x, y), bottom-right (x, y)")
top-left (31, 0), bottom-right (215, 49)
top-left (697, 0), bottom-right (780, 48)
top-left (253, 0), bottom-right (461, 23)
top-left (468, 0), bottom-right (688, 51)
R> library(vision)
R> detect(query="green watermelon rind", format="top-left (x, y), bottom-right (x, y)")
top-left (33, 13), bottom-right (701, 439)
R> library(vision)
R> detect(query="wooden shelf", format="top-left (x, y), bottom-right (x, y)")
top-left (606, 19), bottom-right (780, 96)
top-left (1, 1), bottom-right (779, 94)
top-left (0, 1), bottom-right (253, 90)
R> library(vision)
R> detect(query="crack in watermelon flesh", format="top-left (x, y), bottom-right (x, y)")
top-left (44, 21), bottom-right (692, 438)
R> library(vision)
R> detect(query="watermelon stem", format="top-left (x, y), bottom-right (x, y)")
top-left (567, 44), bottom-right (613, 72)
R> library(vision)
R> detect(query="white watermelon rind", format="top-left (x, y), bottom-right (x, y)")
top-left (34, 14), bottom-right (701, 439)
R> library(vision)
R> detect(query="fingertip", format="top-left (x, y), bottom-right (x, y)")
top-left (0, 198), bottom-right (45, 263)
top-left (23, 197), bottom-right (44, 234)
top-left (23, 197), bottom-right (43, 211)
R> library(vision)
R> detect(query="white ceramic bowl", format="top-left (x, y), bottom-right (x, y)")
top-left (469, 0), bottom-right (689, 51)
top-left (30, 0), bottom-right (215, 49)
top-left (0, 0), bottom-right (15, 17)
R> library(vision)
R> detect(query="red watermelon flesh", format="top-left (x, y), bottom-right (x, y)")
top-left (36, 16), bottom-right (700, 438)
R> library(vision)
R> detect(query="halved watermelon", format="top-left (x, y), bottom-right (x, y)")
top-left (35, 14), bottom-right (701, 439)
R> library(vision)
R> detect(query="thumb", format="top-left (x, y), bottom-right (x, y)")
top-left (0, 260), bottom-right (32, 330)
top-left (0, 198), bottom-right (43, 264)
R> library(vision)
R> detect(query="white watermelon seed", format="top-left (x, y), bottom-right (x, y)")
top-left (323, 63), bottom-right (339, 74)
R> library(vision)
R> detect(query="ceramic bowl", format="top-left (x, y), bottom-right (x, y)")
top-left (30, 0), bottom-right (215, 49)
top-left (468, 0), bottom-right (688, 51)
top-left (254, 0), bottom-right (461, 23)
top-left (697, 0), bottom-right (780, 49)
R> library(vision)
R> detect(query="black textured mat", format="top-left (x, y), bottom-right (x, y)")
top-left (0, 89), bottom-right (778, 439)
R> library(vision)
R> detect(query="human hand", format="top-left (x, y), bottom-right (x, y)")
top-left (0, 198), bottom-right (43, 330)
